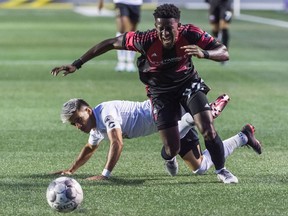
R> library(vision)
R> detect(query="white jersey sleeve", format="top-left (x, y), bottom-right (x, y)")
top-left (88, 100), bottom-right (157, 145)
top-left (88, 129), bottom-right (105, 146)
top-left (88, 102), bottom-right (121, 146)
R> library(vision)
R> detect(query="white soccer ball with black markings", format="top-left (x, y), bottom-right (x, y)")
top-left (46, 177), bottom-right (83, 213)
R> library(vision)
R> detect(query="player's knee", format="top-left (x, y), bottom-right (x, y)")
top-left (202, 127), bottom-right (217, 141)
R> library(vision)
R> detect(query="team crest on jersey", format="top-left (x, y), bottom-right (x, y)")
top-left (104, 115), bottom-right (116, 129)
top-left (151, 53), bottom-right (157, 57)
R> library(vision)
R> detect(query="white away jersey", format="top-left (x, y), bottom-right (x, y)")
top-left (88, 100), bottom-right (157, 146)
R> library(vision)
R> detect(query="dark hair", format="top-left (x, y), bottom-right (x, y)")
top-left (153, 4), bottom-right (181, 20)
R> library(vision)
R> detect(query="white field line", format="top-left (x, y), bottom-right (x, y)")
top-left (237, 14), bottom-right (288, 29)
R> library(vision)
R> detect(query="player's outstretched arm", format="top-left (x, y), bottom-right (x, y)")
top-left (50, 36), bottom-right (124, 76)
top-left (51, 143), bottom-right (98, 175)
top-left (86, 128), bottom-right (123, 180)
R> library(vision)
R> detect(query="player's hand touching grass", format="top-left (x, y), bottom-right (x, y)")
top-left (50, 65), bottom-right (77, 76)
top-left (51, 170), bottom-right (73, 175)
top-left (86, 175), bottom-right (109, 181)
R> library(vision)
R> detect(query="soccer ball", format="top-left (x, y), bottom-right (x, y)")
top-left (46, 176), bottom-right (83, 213)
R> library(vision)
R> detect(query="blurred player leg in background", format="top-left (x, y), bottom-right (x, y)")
top-left (207, 0), bottom-right (233, 64)
top-left (98, 0), bottom-right (142, 72)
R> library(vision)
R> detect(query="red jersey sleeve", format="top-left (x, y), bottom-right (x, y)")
top-left (123, 32), bottom-right (142, 52)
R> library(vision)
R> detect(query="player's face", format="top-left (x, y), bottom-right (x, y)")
top-left (155, 18), bottom-right (180, 49)
top-left (69, 107), bottom-right (95, 134)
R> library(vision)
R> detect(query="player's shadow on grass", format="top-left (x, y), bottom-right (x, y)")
top-left (11, 173), bottom-right (217, 186)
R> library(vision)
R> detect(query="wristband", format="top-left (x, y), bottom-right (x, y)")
top-left (71, 59), bottom-right (83, 69)
top-left (202, 50), bottom-right (209, 59)
top-left (102, 169), bottom-right (111, 178)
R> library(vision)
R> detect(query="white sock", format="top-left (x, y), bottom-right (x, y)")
top-left (223, 132), bottom-right (248, 157)
top-left (194, 132), bottom-right (248, 175)
top-left (194, 150), bottom-right (213, 175)
top-left (126, 50), bottom-right (136, 64)
top-left (178, 113), bottom-right (194, 139)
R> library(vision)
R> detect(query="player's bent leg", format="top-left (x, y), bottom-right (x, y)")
top-left (181, 151), bottom-right (201, 172)
top-left (241, 124), bottom-right (262, 154)
top-left (179, 129), bottom-right (202, 172)
top-left (193, 149), bottom-right (213, 175)
top-left (159, 126), bottom-right (180, 158)
top-left (159, 126), bottom-right (180, 176)
top-left (194, 125), bottom-right (262, 175)
top-left (194, 111), bottom-right (225, 170)
top-left (178, 93), bottom-right (229, 139)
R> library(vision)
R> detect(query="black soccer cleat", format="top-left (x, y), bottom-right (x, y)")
top-left (241, 124), bottom-right (262, 154)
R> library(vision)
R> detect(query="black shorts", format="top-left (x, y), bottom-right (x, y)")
top-left (148, 77), bottom-right (211, 130)
top-left (179, 128), bottom-right (202, 159)
top-left (115, 3), bottom-right (141, 24)
top-left (209, 0), bottom-right (232, 23)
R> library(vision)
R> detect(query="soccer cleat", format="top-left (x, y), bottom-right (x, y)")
top-left (164, 157), bottom-right (178, 176)
top-left (210, 94), bottom-right (230, 119)
top-left (217, 168), bottom-right (238, 184)
top-left (241, 124), bottom-right (262, 154)
top-left (125, 62), bottom-right (136, 72)
top-left (114, 62), bottom-right (126, 72)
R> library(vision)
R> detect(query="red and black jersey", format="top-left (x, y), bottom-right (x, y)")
top-left (123, 24), bottom-right (217, 93)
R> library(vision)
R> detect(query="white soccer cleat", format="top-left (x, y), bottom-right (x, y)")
top-left (164, 157), bottom-right (179, 176)
top-left (217, 168), bottom-right (238, 184)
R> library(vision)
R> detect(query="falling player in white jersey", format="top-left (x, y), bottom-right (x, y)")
top-left (51, 94), bottom-right (262, 182)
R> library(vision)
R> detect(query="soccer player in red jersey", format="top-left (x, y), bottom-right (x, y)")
top-left (51, 4), bottom-right (238, 183)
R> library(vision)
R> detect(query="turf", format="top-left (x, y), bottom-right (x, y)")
top-left (0, 7), bottom-right (288, 216)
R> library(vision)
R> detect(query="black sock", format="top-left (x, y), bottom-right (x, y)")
top-left (204, 134), bottom-right (225, 170)
top-left (222, 29), bottom-right (229, 49)
top-left (161, 146), bottom-right (174, 160)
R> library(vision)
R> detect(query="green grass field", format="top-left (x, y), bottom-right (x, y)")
top-left (0, 7), bottom-right (288, 216)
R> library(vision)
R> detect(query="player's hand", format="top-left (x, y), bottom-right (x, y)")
top-left (50, 65), bottom-right (77, 77)
top-left (50, 170), bottom-right (73, 175)
top-left (180, 45), bottom-right (203, 59)
top-left (85, 175), bottom-right (108, 181)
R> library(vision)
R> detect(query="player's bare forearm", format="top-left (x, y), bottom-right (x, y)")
top-left (203, 44), bottom-right (229, 62)
top-left (79, 37), bottom-right (120, 64)
top-left (50, 143), bottom-right (98, 175)
top-left (51, 36), bottom-right (124, 76)
top-left (180, 44), bottom-right (229, 62)
top-left (68, 143), bottom-right (98, 173)
top-left (104, 129), bottom-right (124, 174)
top-left (105, 140), bottom-right (123, 172)
top-left (86, 175), bottom-right (108, 181)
